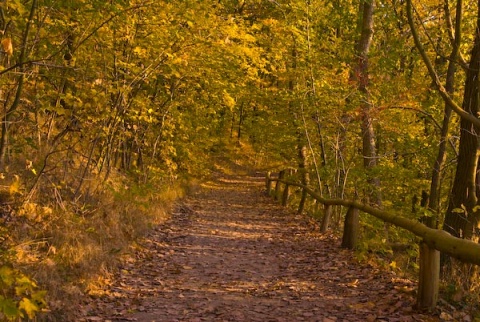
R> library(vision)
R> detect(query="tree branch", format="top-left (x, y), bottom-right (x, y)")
top-left (73, 2), bottom-right (153, 53)
top-left (383, 105), bottom-right (458, 156)
top-left (444, 0), bottom-right (468, 69)
top-left (406, 0), bottom-right (480, 128)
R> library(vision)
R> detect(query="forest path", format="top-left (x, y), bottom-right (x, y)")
top-left (82, 172), bottom-right (439, 322)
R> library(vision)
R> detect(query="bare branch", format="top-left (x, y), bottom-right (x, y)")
top-left (406, 0), bottom-right (480, 128)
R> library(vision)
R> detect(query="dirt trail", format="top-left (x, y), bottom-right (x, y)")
top-left (82, 173), bottom-right (440, 321)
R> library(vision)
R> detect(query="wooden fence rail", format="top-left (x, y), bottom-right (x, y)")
top-left (265, 171), bottom-right (480, 309)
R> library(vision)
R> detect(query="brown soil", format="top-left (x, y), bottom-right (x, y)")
top-left (80, 173), bottom-right (442, 322)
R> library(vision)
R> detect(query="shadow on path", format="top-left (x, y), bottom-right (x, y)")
top-left (82, 173), bottom-right (439, 322)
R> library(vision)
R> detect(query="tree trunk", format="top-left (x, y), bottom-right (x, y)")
top-left (428, 0), bottom-right (461, 214)
top-left (237, 102), bottom-right (244, 144)
top-left (444, 1), bottom-right (480, 240)
top-left (314, 112), bottom-right (327, 167)
top-left (353, 0), bottom-right (382, 207)
top-left (297, 145), bottom-right (310, 214)
top-left (0, 0), bottom-right (37, 169)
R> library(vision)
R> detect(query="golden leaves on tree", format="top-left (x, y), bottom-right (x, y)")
top-left (1, 38), bottom-right (13, 56)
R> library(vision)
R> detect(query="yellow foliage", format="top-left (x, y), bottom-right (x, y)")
top-left (8, 176), bottom-right (21, 195)
top-left (1, 38), bottom-right (13, 56)
top-left (222, 90), bottom-right (236, 110)
top-left (18, 203), bottom-right (53, 222)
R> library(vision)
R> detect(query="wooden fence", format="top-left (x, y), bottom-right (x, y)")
top-left (265, 171), bottom-right (480, 309)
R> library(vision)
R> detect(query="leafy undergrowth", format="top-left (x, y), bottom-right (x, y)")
top-left (0, 169), bottom-right (187, 321)
top-left (0, 139), bottom-right (271, 321)
top-left (0, 265), bottom-right (47, 320)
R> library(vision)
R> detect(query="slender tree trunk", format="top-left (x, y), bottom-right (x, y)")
top-left (335, 115), bottom-right (349, 201)
top-left (444, 1), bottom-right (480, 239)
top-left (237, 102), bottom-right (244, 144)
top-left (0, 0), bottom-right (37, 169)
top-left (428, 0), bottom-right (462, 214)
top-left (314, 113), bottom-right (327, 167)
top-left (230, 112), bottom-right (235, 139)
top-left (353, 0), bottom-right (382, 207)
top-left (300, 105), bottom-right (322, 194)
top-left (428, 71), bottom-right (455, 213)
top-left (297, 145), bottom-right (310, 214)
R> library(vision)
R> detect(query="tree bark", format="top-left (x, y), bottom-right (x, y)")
top-left (353, 0), bottom-right (382, 207)
top-left (444, 1), bottom-right (480, 239)
top-left (0, 0), bottom-right (37, 169)
top-left (297, 145), bottom-right (310, 214)
top-left (428, 0), bottom-right (462, 214)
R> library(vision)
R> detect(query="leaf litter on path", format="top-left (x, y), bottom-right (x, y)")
top-left (79, 174), bottom-right (444, 322)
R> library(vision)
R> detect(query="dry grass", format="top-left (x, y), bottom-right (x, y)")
top-left (0, 138), bottom-right (268, 320)
top-left (1, 169), bottom-right (186, 321)
top-left (439, 261), bottom-right (480, 318)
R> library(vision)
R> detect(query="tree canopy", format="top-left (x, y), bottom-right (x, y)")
top-left (1, 0), bottom-right (480, 319)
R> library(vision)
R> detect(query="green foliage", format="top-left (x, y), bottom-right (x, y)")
top-left (0, 266), bottom-right (46, 320)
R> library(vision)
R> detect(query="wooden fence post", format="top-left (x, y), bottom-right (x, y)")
top-left (297, 167), bottom-right (309, 214)
top-left (265, 172), bottom-right (272, 195)
top-left (281, 184), bottom-right (290, 206)
top-left (275, 170), bottom-right (285, 201)
top-left (341, 206), bottom-right (359, 249)
top-left (417, 216), bottom-right (440, 309)
top-left (320, 204), bottom-right (332, 233)
top-left (297, 188), bottom-right (307, 214)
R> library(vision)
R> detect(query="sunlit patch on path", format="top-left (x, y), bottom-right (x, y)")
top-left (81, 173), bottom-right (439, 322)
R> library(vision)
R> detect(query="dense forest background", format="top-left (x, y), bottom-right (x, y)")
top-left (0, 0), bottom-right (479, 319)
